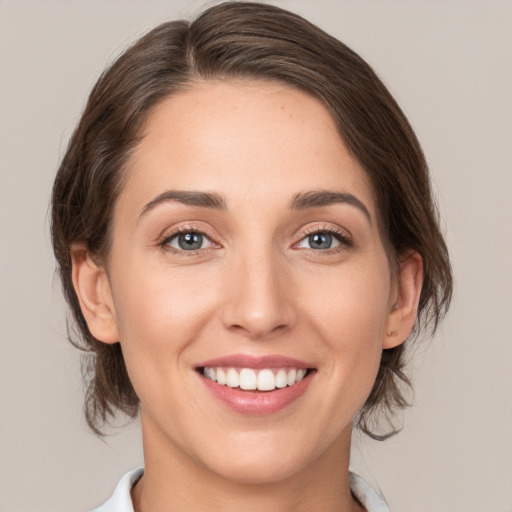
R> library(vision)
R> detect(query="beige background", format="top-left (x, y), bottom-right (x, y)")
top-left (1, 1), bottom-right (511, 511)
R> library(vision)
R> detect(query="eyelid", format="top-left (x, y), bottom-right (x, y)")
top-left (158, 223), bottom-right (222, 254)
top-left (166, 231), bottom-right (215, 251)
top-left (292, 224), bottom-right (353, 251)
top-left (156, 221), bottom-right (353, 255)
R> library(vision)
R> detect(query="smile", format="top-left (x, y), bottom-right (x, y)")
top-left (196, 355), bottom-right (315, 415)
top-left (202, 367), bottom-right (308, 391)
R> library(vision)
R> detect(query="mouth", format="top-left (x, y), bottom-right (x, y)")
top-left (195, 355), bottom-right (316, 414)
top-left (198, 366), bottom-right (312, 392)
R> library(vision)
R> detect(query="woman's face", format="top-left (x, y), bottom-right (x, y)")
top-left (97, 81), bottom-right (401, 483)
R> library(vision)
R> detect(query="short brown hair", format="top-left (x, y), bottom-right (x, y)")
top-left (51, 1), bottom-right (452, 439)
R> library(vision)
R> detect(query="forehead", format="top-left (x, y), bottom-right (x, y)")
top-left (121, 80), bottom-right (376, 216)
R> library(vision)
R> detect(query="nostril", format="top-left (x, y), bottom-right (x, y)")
top-left (227, 321), bottom-right (291, 340)
top-left (220, 274), bottom-right (296, 338)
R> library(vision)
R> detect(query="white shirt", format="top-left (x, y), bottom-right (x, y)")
top-left (89, 468), bottom-right (390, 512)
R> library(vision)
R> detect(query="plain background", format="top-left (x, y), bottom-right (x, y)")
top-left (0, 1), bottom-right (511, 511)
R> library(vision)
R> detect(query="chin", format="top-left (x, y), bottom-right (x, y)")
top-left (195, 427), bottom-right (336, 486)
top-left (207, 449), bottom-right (311, 486)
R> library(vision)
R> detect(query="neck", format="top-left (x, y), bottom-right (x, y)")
top-left (132, 411), bottom-right (363, 512)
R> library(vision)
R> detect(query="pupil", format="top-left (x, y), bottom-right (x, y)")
top-left (310, 233), bottom-right (331, 249)
top-left (179, 232), bottom-right (202, 250)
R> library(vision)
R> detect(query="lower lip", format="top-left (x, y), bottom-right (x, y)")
top-left (199, 371), bottom-right (314, 415)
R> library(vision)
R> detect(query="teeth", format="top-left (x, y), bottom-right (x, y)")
top-left (202, 366), bottom-right (309, 391)
top-left (239, 369), bottom-right (257, 390)
top-left (275, 369), bottom-right (288, 388)
top-left (216, 368), bottom-right (226, 385)
top-left (287, 369), bottom-right (297, 386)
top-left (296, 369), bottom-right (307, 382)
top-left (226, 368), bottom-right (239, 388)
top-left (257, 369), bottom-right (275, 391)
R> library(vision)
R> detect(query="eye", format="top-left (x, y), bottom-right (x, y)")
top-left (296, 232), bottom-right (340, 250)
top-left (163, 230), bottom-right (215, 252)
top-left (295, 228), bottom-right (351, 251)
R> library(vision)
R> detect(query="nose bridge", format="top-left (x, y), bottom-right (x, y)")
top-left (221, 237), bottom-right (294, 338)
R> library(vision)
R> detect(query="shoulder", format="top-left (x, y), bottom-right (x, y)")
top-left (349, 472), bottom-right (391, 512)
top-left (87, 468), bottom-right (143, 512)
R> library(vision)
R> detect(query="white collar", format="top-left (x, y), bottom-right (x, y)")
top-left (89, 467), bottom-right (390, 512)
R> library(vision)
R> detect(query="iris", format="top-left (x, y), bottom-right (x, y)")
top-left (178, 232), bottom-right (203, 250)
top-left (308, 233), bottom-right (332, 250)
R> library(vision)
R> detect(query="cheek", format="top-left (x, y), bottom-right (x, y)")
top-left (109, 261), bottom-right (220, 383)
top-left (303, 260), bottom-right (391, 393)
top-left (306, 260), bottom-right (391, 343)
top-left (107, 268), bottom-right (219, 434)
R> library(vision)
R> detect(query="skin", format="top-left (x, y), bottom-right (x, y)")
top-left (71, 81), bottom-right (422, 512)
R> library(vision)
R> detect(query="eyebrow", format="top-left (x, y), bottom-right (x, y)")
top-left (290, 190), bottom-right (371, 223)
top-left (139, 190), bottom-right (227, 219)
top-left (138, 188), bottom-right (371, 223)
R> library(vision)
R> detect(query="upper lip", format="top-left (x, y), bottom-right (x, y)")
top-left (196, 354), bottom-right (313, 370)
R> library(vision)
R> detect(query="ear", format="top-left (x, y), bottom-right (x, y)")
top-left (70, 244), bottom-right (119, 344)
top-left (383, 251), bottom-right (423, 349)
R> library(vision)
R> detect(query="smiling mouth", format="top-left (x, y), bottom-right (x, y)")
top-left (198, 367), bottom-right (313, 392)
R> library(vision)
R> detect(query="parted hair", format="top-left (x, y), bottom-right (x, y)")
top-left (51, 1), bottom-right (452, 439)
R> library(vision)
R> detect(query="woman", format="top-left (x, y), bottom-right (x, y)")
top-left (51, 2), bottom-right (452, 511)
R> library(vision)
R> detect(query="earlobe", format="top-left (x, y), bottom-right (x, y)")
top-left (70, 244), bottom-right (119, 344)
top-left (383, 251), bottom-right (423, 349)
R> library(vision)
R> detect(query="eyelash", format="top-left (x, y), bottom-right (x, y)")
top-left (159, 225), bottom-right (218, 256)
top-left (296, 225), bottom-right (353, 253)
top-left (158, 224), bottom-right (353, 256)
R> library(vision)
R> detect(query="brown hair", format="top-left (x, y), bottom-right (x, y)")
top-left (51, 1), bottom-right (452, 439)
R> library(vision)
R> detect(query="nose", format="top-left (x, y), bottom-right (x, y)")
top-left (220, 247), bottom-right (296, 339)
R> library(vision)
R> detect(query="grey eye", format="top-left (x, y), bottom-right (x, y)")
top-left (296, 232), bottom-right (341, 250)
top-left (168, 232), bottom-right (211, 251)
top-left (308, 233), bottom-right (333, 250)
top-left (179, 233), bottom-right (202, 250)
